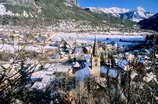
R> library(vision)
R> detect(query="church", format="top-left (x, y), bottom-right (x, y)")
top-left (91, 38), bottom-right (100, 77)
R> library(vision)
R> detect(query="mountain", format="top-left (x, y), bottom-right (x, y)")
top-left (0, 0), bottom-right (105, 25)
top-left (120, 7), bottom-right (154, 22)
top-left (0, 0), bottom-right (138, 32)
top-left (0, 0), bottom-right (100, 21)
top-left (85, 7), bottom-right (154, 22)
top-left (84, 7), bottom-right (130, 17)
top-left (138, 13), bottom-right (158, 31)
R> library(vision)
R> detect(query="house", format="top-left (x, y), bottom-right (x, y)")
top-left (59, 40), bottom-right (71, 55)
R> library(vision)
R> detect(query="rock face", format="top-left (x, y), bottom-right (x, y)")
top-left (139, 13), bottom-right (158, 32)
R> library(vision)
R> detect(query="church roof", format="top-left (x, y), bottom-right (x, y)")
top-left (92, 37), bottom-right (99, 56)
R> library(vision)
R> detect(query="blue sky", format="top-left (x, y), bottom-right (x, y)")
top-left (78, 0), bottom-right (158, 13)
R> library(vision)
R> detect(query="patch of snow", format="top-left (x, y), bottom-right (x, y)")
top-left (117, 59), bottom-right (128, 69)
top-left (0, 3), bottom-right (32, 17)
top-left (72, 62), bottom-right (80, 68)
top-left (31, 75), bottom-right (55, 90)
top-left (75, 66), bottom-right (91, 82)
top-left (100, 66), bottom-right (119, 78)
top-left (137, 7), bottom-right (146, 18)
top-left (0, 4), bottom-right (14, 16)
top-left (84, 55), bottom-right (91, 67)
top-left (23, 11), bottom-right (29, 17)
top-left (131, 71), bottom-right (138, 79)
top-left (0, 44), bottom-right (57, 53)
top-left (54, 32), bottom-right (145, 47)
top-left (31, 70), bottom-right (58, 90)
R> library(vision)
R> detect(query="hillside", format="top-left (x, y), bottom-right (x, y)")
top-left (0, 0), bottom-right (136, 31)
top-left (0, 0), bottom-right (102, 24)
top-left (139, 13), bottom-right (158, 32)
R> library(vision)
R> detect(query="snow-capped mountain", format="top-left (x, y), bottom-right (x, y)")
top-left (85, 7), bottom-right (154, 22)
top-left (120, 7), bottom-right (154, 22)
top-left (85, 7), bottom-right (130, 16)
top-left (0, 0), bottom-right (136, 30)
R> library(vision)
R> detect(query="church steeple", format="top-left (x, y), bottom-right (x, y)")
top-left (92, 37), bottom-right (98, 56)
top-left (91, 37), bottom-right (100, 77)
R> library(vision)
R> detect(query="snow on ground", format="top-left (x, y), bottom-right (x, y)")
top-left (0, 44), bottom-right (57, 53)
top-left (54, 32), bottom-right (146, 46)
top-left (0, 4), bottom-right (14, 16)
top-left (54, 32), bottom-right (146, 39)
top-left (0, 3), bottom-right (31, 17)
top-left (0, 32), bottom-right (148, 90)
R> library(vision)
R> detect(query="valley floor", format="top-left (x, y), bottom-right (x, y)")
top-left (0, 26), bottom-right (157, 104)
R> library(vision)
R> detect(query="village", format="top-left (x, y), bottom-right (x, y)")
top-left (0, 25), bottom-right (158, 103)
top-left (0, 0), bottom-right (158, 103)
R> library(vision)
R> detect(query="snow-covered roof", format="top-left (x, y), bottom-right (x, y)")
top-left (75, 65), bottom-right (120, 82)
top-left (31, 63), bottom-right (72, 90)
top-left (117, 59), bottom-right (128, 69)
top-left (31, 74), bottom-right (56, 90)
top-left (72, 62), bottom-right (80, 68)
top-left (100, 66), bottom-right (120, 78)
top-left (75, 66), bottom-right (91, 82)
top-left (0, 44), bottom-right (57, 53)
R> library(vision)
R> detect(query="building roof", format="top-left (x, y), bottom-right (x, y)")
top-left (92, 37), bottom-right (99, 56)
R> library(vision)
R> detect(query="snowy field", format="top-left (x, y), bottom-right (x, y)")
top-left (54, 32), bottom-right (146, 46)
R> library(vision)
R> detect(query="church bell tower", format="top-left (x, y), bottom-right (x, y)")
top-left (91, 38), bottom-right (100, 77)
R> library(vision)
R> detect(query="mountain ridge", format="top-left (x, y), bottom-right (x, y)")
top-left (139, 13), bottom-right (158, 31)
top-left (85, 7), bottom-right (155, 22)
top-left (0, 0), bottom-right (138, 32)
